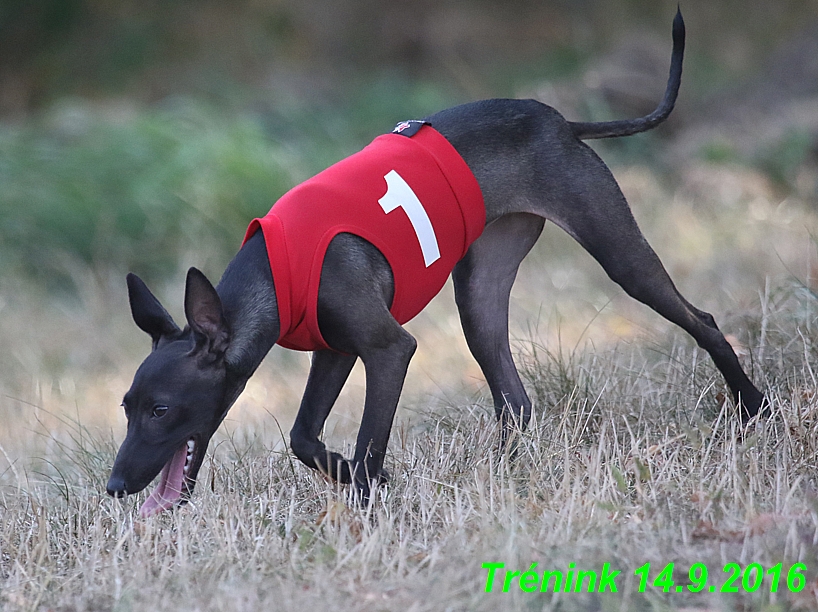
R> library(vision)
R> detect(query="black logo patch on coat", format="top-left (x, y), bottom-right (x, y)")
top-left (391, 120), bottom-right (430, 137)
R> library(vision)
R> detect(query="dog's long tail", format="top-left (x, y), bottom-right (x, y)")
top-left (568, 8), bottom-right (684, 140)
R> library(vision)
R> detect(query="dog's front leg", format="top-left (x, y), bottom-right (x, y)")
top-left (351, 327), bottom-right (417, 499)
top-left (290, 350), bottom-right (358, 482)
top-left (295, 232), bottom-right (417, 498)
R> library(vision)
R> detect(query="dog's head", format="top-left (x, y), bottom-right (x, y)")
top-left (107, 268), bottom-right (244, 517)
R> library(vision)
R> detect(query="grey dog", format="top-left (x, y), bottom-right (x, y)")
top-left (106, 10), bottom-right (764, 515)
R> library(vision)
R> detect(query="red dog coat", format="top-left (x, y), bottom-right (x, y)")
top-left (243, 124), bottom-right (485, 351)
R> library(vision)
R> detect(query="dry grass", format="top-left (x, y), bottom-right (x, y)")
top-left (2, 307), bottom-right (818, 611)
top-left (1, 164), bottom-right (818, 611)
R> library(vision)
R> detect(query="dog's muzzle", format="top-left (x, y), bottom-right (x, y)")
top-left (106, 475), bottom-right (128, 498)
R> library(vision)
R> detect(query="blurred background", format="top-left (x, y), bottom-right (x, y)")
top-left (1, 0), bottom-right (817, 457)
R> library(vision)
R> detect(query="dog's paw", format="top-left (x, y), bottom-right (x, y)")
top-left (349, 466), bottom-right (390, 505)
top-left (738, 388), bottom-right (769, 424)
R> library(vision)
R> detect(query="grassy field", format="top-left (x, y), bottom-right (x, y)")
top-left (1, 132), bottom-right (818, 611)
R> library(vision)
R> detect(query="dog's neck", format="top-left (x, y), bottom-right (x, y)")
top-left (216, 231), bottom-right (280, 378)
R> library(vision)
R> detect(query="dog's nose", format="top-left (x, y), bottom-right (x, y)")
top-left (106, 475), bottom-right (128, 498)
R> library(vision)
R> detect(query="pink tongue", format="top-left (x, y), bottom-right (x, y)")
top-left (139, 444), bottom-right (187, 518)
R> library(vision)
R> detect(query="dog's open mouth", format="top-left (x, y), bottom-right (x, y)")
top-left (138, 437), bottom-right (199, 518)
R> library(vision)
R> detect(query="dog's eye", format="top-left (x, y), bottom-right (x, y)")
top-left (152, 405), bottom-right (169, 418)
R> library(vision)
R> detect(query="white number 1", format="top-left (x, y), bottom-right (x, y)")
top-left (378, 170), bottom-right (440, 267)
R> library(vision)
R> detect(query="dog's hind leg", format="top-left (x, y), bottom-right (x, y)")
top-left (542, 145), bottom-right (765, 421)
top-left (290, 350), bottom-right (358, 482)
top-left (452, 212), bottom-right (545, 439)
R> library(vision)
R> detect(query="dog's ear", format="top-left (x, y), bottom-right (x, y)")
top-left (184, 267), bottom-right (230, 356)
top-left (127, 273), bottom-right (181, 347)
